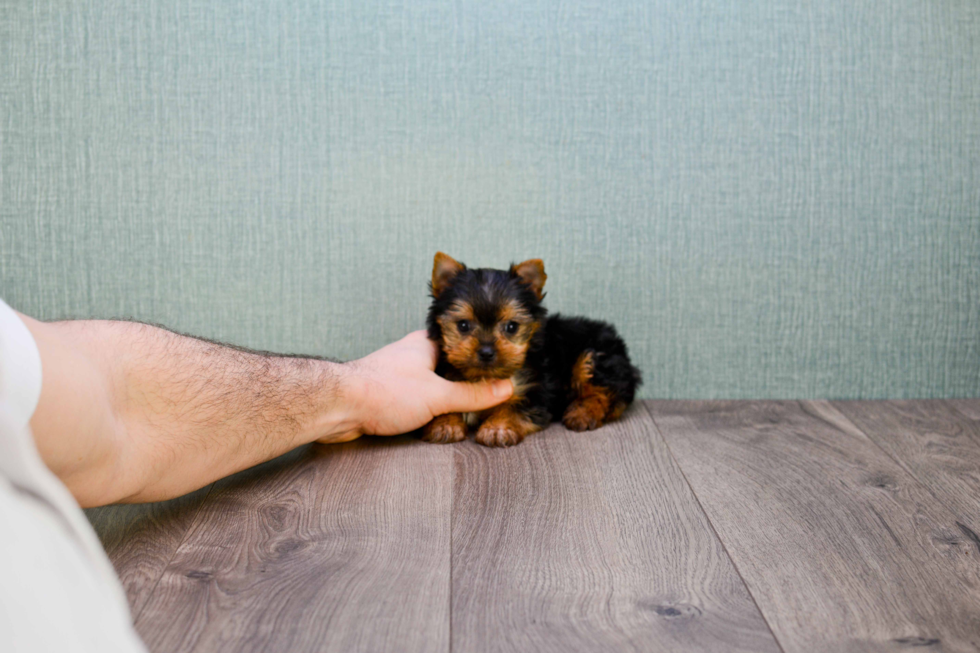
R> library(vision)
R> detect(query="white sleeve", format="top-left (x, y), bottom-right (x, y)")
top-left (0, 298), bottom-right (43, 430)
top-left (0, 459), bottom-right (148, 653)
top-left (0, 300), bottom-right (147, 652)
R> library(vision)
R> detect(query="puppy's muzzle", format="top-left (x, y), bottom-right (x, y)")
top-left (477, 345), bottom-right (496, 364)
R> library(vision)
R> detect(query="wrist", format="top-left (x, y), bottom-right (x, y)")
top-left (305, 360), bottom-right (367, 444)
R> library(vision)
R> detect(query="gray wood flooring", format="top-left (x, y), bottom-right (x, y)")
top-left (86, 400), bottom-right (980, 652)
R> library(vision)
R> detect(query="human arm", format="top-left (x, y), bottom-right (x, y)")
top-left (20, 316), bottom-right (511, 507)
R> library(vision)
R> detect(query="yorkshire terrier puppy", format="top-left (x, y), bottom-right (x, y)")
top-left (423, 252), bottom-right (642, 447)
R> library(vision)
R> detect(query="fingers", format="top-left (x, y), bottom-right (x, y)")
top-left (436, 378), bottom-right (513, 415)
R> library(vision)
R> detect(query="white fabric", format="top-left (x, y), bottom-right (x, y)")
top-left (0, 299), bottom-right (146, 653)
top-left (0, 298), bottom-right (42, 430)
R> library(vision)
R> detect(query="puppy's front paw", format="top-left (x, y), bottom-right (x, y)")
top-left (563, 402), bottom-right (604, 431)
top-left (475, 422), bottom-right (525, 448)
top-left (423, 414), bottom-right (467, 444)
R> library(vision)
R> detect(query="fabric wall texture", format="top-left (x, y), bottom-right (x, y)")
top-left (1, 1), bottom-right (978, 399)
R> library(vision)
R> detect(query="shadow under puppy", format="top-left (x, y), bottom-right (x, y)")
top-left (424, 252), bottom-right (642, 447)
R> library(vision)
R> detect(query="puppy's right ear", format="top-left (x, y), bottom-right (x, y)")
top-left (431, 252), bottom-right (465, 298)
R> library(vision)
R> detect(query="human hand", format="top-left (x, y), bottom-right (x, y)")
top-left (323, 331), bottom-right (513, 443)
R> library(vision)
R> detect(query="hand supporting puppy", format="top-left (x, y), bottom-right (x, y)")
top-left (327, 330), bottom-right (513, 442)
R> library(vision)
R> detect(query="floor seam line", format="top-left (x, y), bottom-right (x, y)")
top-left (641, 401), bottom-right (788, 653)
top-left (820, 400), bottom-right (980, 530)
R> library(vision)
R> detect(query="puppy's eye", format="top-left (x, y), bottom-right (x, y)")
top-left (504, 321), bottom-right (519, 335)
top-left (457, 320), bottom-right (471, 334)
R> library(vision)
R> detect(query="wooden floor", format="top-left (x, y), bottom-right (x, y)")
top-left (86, 400), bottom-right (980, 653)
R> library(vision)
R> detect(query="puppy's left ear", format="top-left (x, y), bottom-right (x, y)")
top-left (510, 259), bottom-right (547, 300)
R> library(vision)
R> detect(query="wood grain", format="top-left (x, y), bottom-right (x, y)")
top-left (85, 483), bottom-right (214, 616)
top-left (833, 400), bottom-right (980, 530)
top-left (948, 399), bottom-right (980, 422)
top-left (134, 437), bottom-right (451, 653)
top-left (652, 400), bottom-right (980, 653)
top-left (451, 404), bottom-right (781, 653)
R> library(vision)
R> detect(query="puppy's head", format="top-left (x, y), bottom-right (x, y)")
top-left (426, 252), bottom-right (547, 380)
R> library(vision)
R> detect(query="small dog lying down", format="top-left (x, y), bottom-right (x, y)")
top-left (423, 253), bottom-right (641, 447)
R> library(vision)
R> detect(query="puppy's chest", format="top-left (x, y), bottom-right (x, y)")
top-left (464, 368), bottom-right (538, 425)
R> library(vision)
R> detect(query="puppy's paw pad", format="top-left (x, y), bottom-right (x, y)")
top-left (422, 418), bottom-right (467, 444)
top-left (475, 424), bottom-right (525, 448)
top-left (563, 405), bottom-right (603, 432)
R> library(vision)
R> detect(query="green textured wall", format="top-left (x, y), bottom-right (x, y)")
top-left (1, 1), bottom-right (978, 399)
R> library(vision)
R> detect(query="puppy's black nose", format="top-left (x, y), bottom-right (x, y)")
top-left (478, 345), bottom-right (496, 363)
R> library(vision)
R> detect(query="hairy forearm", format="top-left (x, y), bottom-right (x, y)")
top-left (24, 314), bottom-right (511, 507)
top-left (27, 318), bottom-right (358, 506)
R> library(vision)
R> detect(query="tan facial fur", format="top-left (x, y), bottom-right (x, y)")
top-left (438, 299), bottom-right (541, 380)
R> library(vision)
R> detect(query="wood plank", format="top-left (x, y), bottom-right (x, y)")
top-left (451, 404), bottom-right (781, 653)
top-left (833, 400), bottom-right (980, 530)
top-left (947, 399), bottom-right (980, 422)
top-left (85, 483), bottom-right (214, 617)
top-left (134, 436), bottom-right (451, 653)
top-left (652, 400), bottom-right (980, 653)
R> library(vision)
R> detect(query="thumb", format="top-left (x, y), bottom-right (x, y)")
top-left (437, 378), bottom-right (513, 414)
